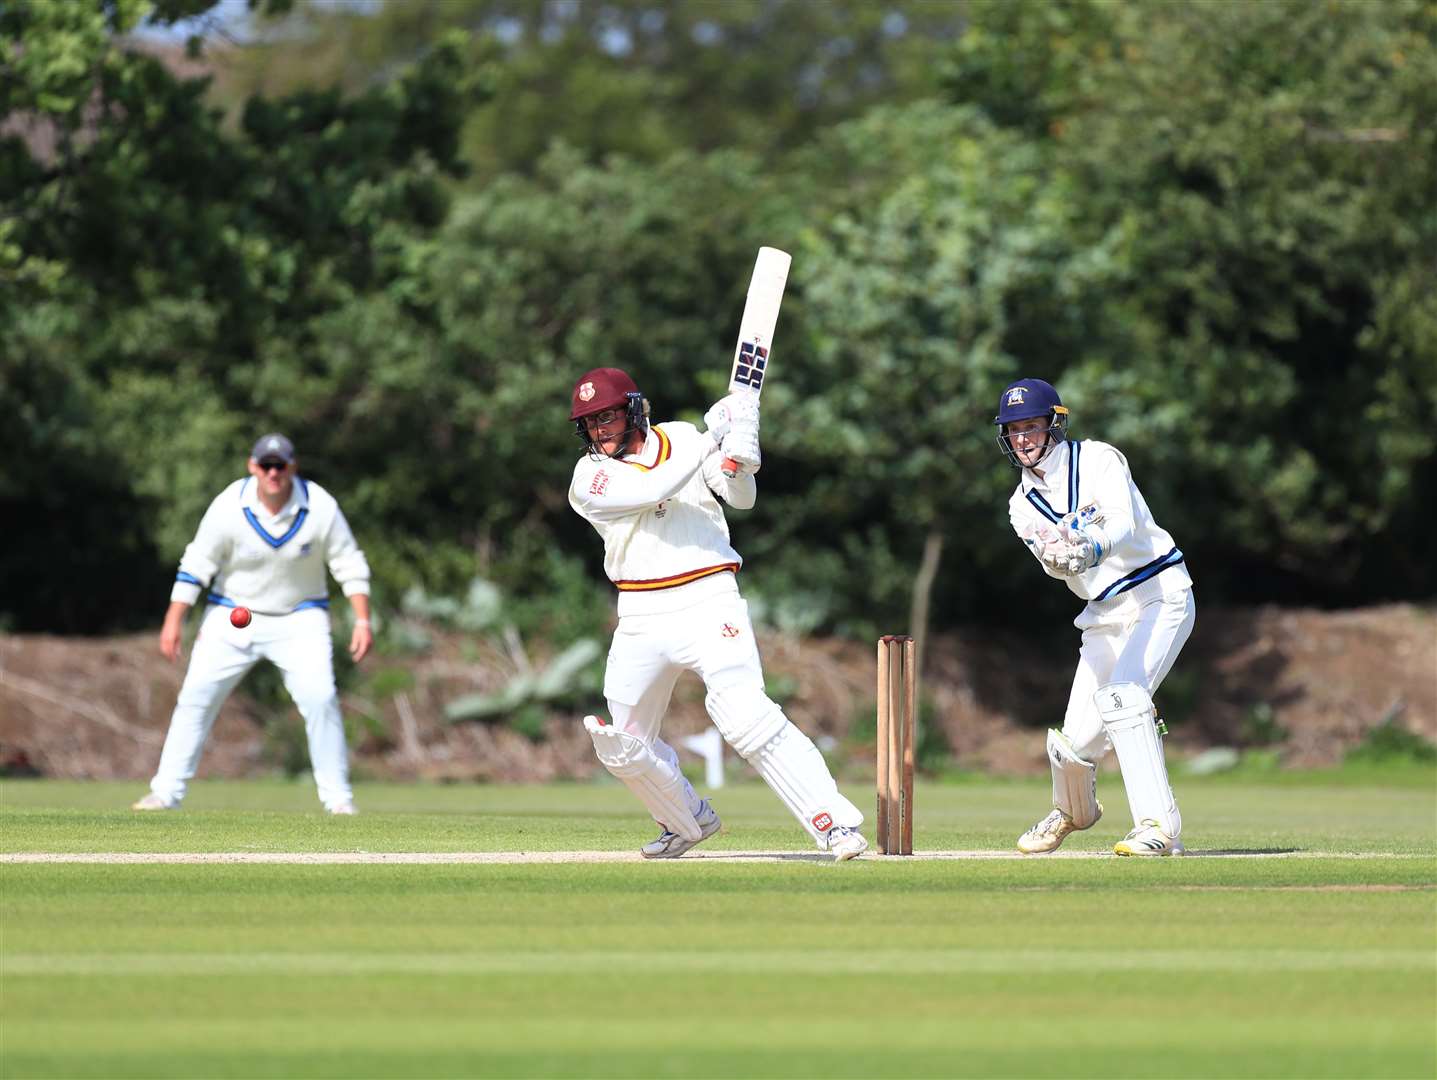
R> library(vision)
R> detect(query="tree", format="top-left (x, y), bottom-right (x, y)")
top-left (945, 0), bottom-right (1437, 601)
top-left (203, 0), bottom-right (969, 180)
top-left (1, 0), bottom-right (483, 630)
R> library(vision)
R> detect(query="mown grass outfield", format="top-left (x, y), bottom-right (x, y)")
top-left (3, 772), bottom-right (1434, 1079)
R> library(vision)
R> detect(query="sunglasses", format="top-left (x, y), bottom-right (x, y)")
top-left (257, 460), bottom-right (289, 473)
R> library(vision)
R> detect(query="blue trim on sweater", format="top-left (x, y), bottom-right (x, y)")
top-left (205, 595), bottom-right (332, 613)
top-left (1068, 440), bottom-right (1081, 514)
top-left (243, 506), bottom-right (309, 549)
top-left (1094, 547), bottom-right (1186, 601)
top-left (1025, 490), bottom-right (1062, 523)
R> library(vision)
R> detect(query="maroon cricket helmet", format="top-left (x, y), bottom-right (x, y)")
top-left (570, 367), bottom-right (639, 420)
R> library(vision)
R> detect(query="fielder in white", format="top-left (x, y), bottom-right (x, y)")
top-left (568, 367), bottom-right (868, 860)
top-left (132, 434), bottom-right (373, 814)
top-left (995, 379), bottom-right (1194, 856)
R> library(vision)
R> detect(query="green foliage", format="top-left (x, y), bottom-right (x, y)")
top-left (444, 636), bottom-right (603, 739)
top-left (1153, 667), bottom-right (1202, 730)
top-left (1, 2), bottom-right (484, 632)
top-left (210, 0), bottom-right (966, 182)
top-left (4, 0), bottom-right (1435, 637)
top-left (394, 575), bottom-right (604, 739)
top-left (915, 696), bottom-right (950, 773)
top-left (947, 0), bottom-right (1437, 599)
top-left (1241, 703), bottom-right (1288, 748)
top-left (845, 693), bottom-right (948, 774)
top-left (1346, 713), bottom-right (1437, 765)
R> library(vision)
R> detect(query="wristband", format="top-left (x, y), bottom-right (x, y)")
top-left (355, 619), bottom-right (371, 628)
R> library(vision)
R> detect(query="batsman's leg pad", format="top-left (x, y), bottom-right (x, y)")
top-left (1046, 728), bottom-right (1101, 829)
top-left (703, 683), bottom-right (787, 756)
top-left (584, 716), bottom-right (703, 842)
top-left (705, 686), bottom-right (862, 844)
top-left (1096, 682), bottom-right (1181, 838)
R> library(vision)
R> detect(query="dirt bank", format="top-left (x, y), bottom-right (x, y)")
top-left (2, 605), bottom-right (1432, 782)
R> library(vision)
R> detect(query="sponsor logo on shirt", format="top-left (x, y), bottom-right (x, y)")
top-left (720, 623), bottom-right (740, 638)
top-left (300, 542), bottom-right (312, 555)
top-left (654, 500), bottom-right (667, 518)
top-left (589, 470), bottom-right (610, 496)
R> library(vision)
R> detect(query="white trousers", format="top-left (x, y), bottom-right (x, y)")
top-left (1061, 588), bottom-right (1196, 763)
top-left (148, 605), bottom-right (352, 810)
top-left (604, 592), bottom-right (763, 744)
top-left (602, 586), bottom-right (861, 846)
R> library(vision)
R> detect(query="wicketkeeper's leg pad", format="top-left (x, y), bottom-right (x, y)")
top-left (1096, 682), bottom-right (1181, 838)
top-left (1046, 728), bottom-right (1101, 829)
top-left (705, 685), bottom-right (862, 844)
top-left (584, 716), bottom-right (703, 842)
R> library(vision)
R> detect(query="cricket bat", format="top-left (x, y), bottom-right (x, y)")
top-left (721, 246), bottom-right (791, 477)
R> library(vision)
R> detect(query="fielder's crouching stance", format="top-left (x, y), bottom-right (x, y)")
top-left (568, 368), bottom-right (868, 861)
top-left (995, 380), bottom-right (1194, 857)
top-left (132, 434), bottom-right (372, 815)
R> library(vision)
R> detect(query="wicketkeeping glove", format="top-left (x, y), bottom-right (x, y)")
top-left (1025, 521), bottom-right (1093, 576)
top-left (1054, 536), bottom-right (1100, 575)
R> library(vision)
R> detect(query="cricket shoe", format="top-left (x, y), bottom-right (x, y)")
top-left (131, 792), bottom-right (178, 811)
top-left (826, 825), bottom-right (868, 861)
top-left (640, 799), bottom-right (722, 859)
top-left (1114, 819), bottom-right (1184, 857)
top-left (1016, 804), bottom-right (1101, 854)
top-left (328, 802), bottom-right (358, 816)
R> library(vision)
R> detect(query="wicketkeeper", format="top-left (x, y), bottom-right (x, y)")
top-left (568, 367), bottom-right (868, 860)
top-left (995, 379), bottom-right (1194, 856)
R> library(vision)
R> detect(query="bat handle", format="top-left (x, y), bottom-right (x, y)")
top-left (721, 457), bottom-right (740, 478)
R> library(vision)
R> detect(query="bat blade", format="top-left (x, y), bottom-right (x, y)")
top-left (722, 246), bottom-right (790, 476)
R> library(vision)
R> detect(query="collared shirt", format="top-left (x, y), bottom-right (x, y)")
top-left (169, 476), bottom-right (370, 615)
top-left (569, 421), bottom-right (756, 616)
top-left (1008, 438), bottom-right (1192, 603)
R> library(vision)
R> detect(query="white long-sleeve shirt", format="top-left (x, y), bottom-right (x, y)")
top-left (569, 421), bottom-right (757, 615)
top-left (1008, 438), bottom-right (1192, 603)
top-left (169, 476), bottom-right (370, 615)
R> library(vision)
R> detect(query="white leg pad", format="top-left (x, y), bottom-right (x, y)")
top-left (705, 687), bottom-right (862, 844)
top-left (1046, 728), bottom-right (1101, 828)
top-left (1096, 682), bottom-right (1181, 838)
top-left (584, 716), bottom-right (703, 841)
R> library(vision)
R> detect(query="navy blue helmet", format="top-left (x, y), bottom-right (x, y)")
top-left (994, 378), bottom-right (1069, 468)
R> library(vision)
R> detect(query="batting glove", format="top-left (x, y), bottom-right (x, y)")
top-left (728, 394), bottom-right (760, 427)
top-left (721, 426), bottom-right (761, 473)
top-left (703, 397), bottom-right (738, 442)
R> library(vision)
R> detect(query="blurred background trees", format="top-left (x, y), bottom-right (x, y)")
top-left (4, 0), bottom-right (1434, 635)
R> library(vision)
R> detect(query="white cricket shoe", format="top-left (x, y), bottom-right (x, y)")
top-left (1114, 819), bottom-right (1184, 857)
top-left (640, 799), bottom-right (722, 859)
top-left (131, 792), bottom-right (177, 811)
top-left (1017, 803), bottom-right (1102, 854)
top-left (328, 802), bottom-right (358, 816)
top-left (826, 825), bottom-right (868, 861)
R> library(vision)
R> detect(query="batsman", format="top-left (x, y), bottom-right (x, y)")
top-left (567, 366), bottom-right (868, 861)
top-left (995, 379), bottom-right (1194, 856)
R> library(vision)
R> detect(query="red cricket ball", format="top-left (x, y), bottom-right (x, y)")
top-left (230, 606), bottom-right (252, 629)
